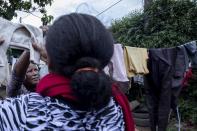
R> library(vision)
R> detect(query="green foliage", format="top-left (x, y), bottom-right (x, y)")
top-left (179, 99), bottom-right (197, 125)
top-left (0, 0), bottom-right (54, 25)
top-left (179, 68), bottom-right (197, 125)
top-left (111, 0), bottom-right (197, 48)
top-left (41, 13), bottom-right (54, 26)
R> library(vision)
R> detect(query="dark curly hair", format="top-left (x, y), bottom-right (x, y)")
top-left (45, 13), bottom-right (114, 109)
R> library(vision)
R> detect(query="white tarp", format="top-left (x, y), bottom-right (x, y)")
top-left (0, 17), bottom-right (44, 86)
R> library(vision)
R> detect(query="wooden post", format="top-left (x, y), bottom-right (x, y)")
top-left (144, 0), bottom-right (153, 11)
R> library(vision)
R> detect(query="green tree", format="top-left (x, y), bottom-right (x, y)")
top-left (0, 0), bottom-right (54, 25)
top-left (111, 0), bottom-right (197, 48)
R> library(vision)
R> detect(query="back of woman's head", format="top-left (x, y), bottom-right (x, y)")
top-left (46, 13), bottom-right (114, 109)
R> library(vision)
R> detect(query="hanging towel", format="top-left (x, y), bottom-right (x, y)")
top-left (0, 17), bottom-right (43, 86)
top-left (184, 41), bottom-right (197, 68)
top-left (124, 46), bottom-right (149, 77)
top-left (104, 44), bottom-right (129, 82)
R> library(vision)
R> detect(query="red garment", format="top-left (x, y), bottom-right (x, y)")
top-left (36, 73), bottom-right (77, 102)
top-left (182, 68), bottom-right (193, 87)
top-left (36, 73), bottom-right (135, 131)
top-left (112, 84), bottom-right (135, 131)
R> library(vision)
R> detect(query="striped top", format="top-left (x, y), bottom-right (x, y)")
top-left (0, 93), bottom-right (125, 131)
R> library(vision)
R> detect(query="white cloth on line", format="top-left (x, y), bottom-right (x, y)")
top-left (104, 44), bottom-right (129, 82)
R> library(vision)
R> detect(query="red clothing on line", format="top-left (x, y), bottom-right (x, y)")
top-left (182, 68), bottom-right (193, 87)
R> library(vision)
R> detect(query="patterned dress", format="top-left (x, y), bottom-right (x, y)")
top-left (0, 93), bottom-right (125, 131)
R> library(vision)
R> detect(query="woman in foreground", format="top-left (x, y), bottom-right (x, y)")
top-left (0, 13), bottom-right (134, 131)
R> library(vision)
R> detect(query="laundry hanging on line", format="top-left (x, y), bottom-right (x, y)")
top-left (103, 41), bottom-right (196, 131)
top-left (143, 41), bottom-right (196, 131)
top-left (104, 44), bottom-right (129, 82)
top-left (104, 41), bottom-right (196, 82)
top-left (124, 46), bottom-right (149, 78)
top-left (104, 44), bottom-right (149, 82)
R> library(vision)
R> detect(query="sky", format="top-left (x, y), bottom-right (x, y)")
top-left (12, 0), bottom-right (143, 27)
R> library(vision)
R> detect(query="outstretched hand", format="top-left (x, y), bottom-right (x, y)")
top-left (0, 36), bottom-right (5, 45)
top-left (32, 43), bottom-right (48, 63)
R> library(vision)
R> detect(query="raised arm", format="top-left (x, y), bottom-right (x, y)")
top-left (15, 51), bottom-right (30, 77)
top-left (7, 51), bottom-right (30, 97)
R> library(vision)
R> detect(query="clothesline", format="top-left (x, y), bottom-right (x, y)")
top-left (106, 41), bottom-right (196, 130)
top-left (106, 40), bottom-right (196, 82)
